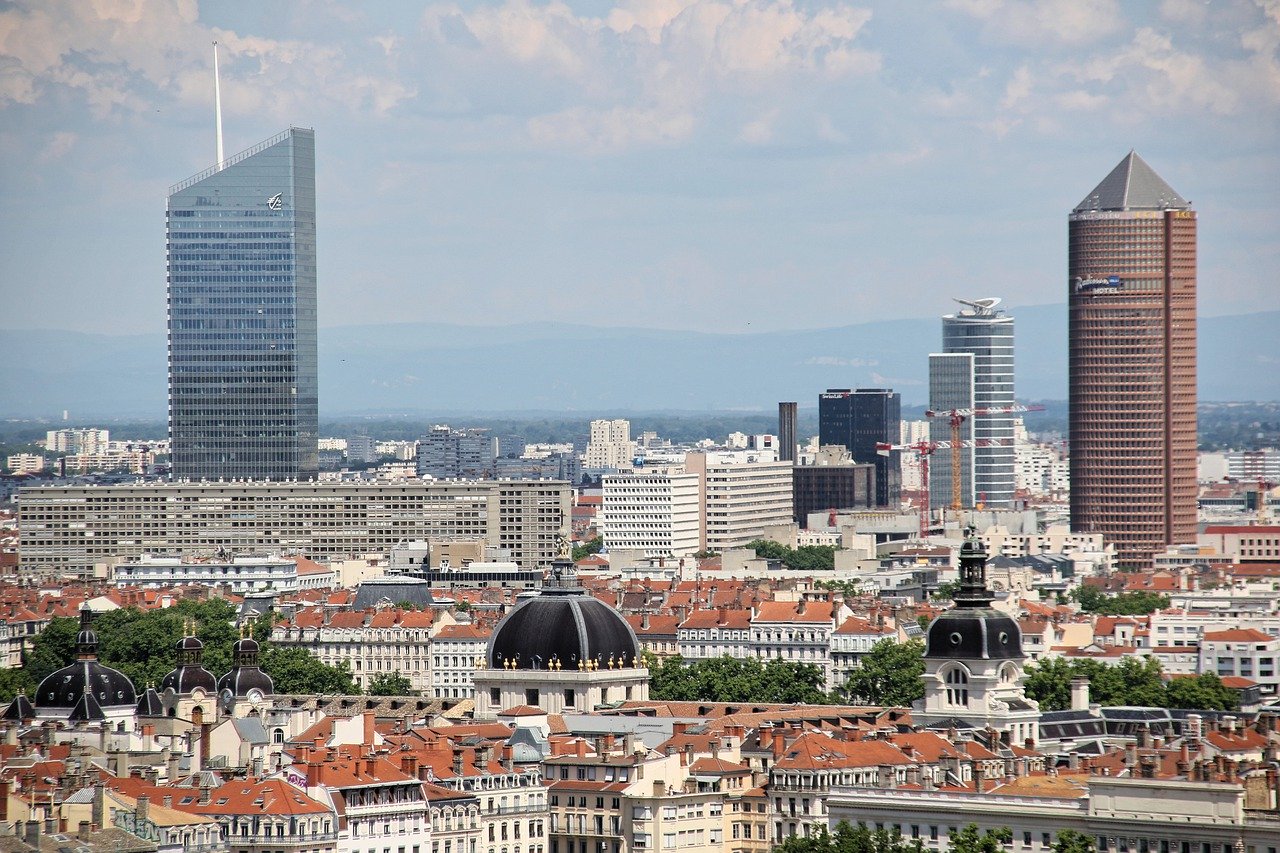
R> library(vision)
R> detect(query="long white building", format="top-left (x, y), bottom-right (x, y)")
top-left (111, 552), bottom-right (328, 593)
top-left (686, 450), bottom-right (794, 552)
top-left (17, 479), bottom-right (570, 575)
top-left (600, 468), bottom-right (701, 557)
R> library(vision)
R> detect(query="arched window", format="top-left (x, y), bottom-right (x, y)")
top-left (944, 667), bottom-right (969, 707)
top-left (999, 663), bottom-right (1019, 684)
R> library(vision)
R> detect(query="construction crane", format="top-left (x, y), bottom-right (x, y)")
top-left (876, 438), bottom-right (1012, 537)
top-left (925, 404), bottom-right (1045, 510)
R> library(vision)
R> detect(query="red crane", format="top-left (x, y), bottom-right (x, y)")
top-left (876, 438), bottom-right (1013, 537)
top-left (924, 404), bottom-right (1045, 510)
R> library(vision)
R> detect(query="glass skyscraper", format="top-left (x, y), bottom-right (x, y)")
top-left (167, 127), bottom-right (318, 481)
top-left (818, 388), bottom-right (901, 507)
top-left (929, 299), bottom-right (1015, 510)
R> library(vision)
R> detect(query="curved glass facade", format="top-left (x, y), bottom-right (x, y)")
top-left (167, 128), bottom-right (318, 481)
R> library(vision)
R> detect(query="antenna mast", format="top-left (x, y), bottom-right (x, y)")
top-left (213, 41), bottom-right (224, 170)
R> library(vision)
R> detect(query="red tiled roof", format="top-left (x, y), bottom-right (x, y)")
top-left (1202, 629), bottom-right (1274, 643)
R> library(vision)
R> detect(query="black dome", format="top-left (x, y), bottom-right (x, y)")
top-left (36, 660), bottom-right (137, 711)
top-left (925, 609), bottom-right (1023, 660)
top-left (161, 633), bottom-right (218, 695)
top-left (923, 529), bottom-right (1022, 661)
top-left (217, 636), bottom-right (273, 698)
top-left (217, 667), bottom-right (274, 698)
top-left (488, 575), bottom-right (639, 670)
top-left (161, 663), bottom-right (218, 695)
top-left (36, 606), bottom-right (137, 712)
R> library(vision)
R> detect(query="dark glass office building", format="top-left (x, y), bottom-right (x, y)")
top-left (818, 388), bottom-right (900, 507)
top-left (167, 128), bottom-right (318, 481)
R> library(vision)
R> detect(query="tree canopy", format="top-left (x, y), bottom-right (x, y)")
top-left (646, 653), bottom-right (831, 704)
top-left (774, 821), bottom-right (925, 853)
top-left (1023, 656), bottom-right (1238, 711)
top-left (6, 599), bottom-right (363, 703)
top-left (747, 540), bottom-right (837, 572)
top-left (840, 639), bottom-right (924, 707)
top-left (366, 671), bottom-right (417, 696)
top-left (572, 536), bottom-right (604, 562)
top-left (1071, 586), bottom-right (1169, 615)
top-left (947, 825), bottom-right (1013, 853)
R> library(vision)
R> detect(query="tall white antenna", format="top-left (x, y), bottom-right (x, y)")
top-left (213, 41), bottom-right (225, 170)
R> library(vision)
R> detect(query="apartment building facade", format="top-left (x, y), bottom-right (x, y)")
top-left (17, 479), bottom-right (570, 575)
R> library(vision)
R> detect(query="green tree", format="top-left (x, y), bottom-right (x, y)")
top-left (774, 821), bottom-right (925, 853)
top-left (1165, 673), bottom-right (1239, 711)
top-left (648, 654), bottom-right (831, 704)
top-left (572, 536), bottom-right (604, 561)
top-left (260, 647), bottom-right (360, 695)
top-left (1050, 829), bottom-right (1096, 853)
top-left (24, 616), bottom-right (79, 683)
top-left (746, 540), bottom-right (837, 572)
top-left (841, 639), bottom-right (924, 706)
top-left (947, 824), bottom-right (1012, 853)
top-left (817, 579), bottom-right (862, 597)
top-left (932, 580), bottom-right (961, 601)
top-left (1071, 586), bottom-right (1169, 615)
top-left (0, 667), bottom-right (36, 705)
top-left (366, 672), bottom-right (416, 696)
top-left (1022, 657), bottom-right (1076, 711)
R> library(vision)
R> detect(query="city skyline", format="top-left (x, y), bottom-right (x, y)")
top-left (1, 1), bottom-right (1276, 337)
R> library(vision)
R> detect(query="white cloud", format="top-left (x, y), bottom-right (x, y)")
top-left (422, 0), bottom-right (879, 151)
top-left (0, 0), bottom-right (412, 116)
top-left (738, 109), bottom-right (779, 144)
top-left (37, 130), bottom-right (77, 162)
top-left (945, 0), bottom-right (1124, 45)
top-left (527, 104), bottom-right (696, 152)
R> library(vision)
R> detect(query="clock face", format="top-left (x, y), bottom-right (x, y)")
top-left (247, 688), bottom-right (264, 703)
top-left (267, 193), bottom-right (283, 210)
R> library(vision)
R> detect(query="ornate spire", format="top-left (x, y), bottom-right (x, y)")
top-left (954, 527), bottom-right (995, 608)
top-left (75, 605), bottom-right (99, 660)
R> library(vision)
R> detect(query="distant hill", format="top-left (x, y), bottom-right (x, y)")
top-left (2, 306), bottom-right (1275, 418)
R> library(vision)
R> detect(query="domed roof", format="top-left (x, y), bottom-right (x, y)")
top-left (36, 607), bottom-right (137, 713)
top-left (352, 577), bottom-right (434, 610)
top-left (217, 636), bottom-right (274, 699)
top-left (488, 561), bottom-right (639, 670)
top-left (161, 632), bottom-right (218, 695)
top-left (924, 530), bottom-right (1023, 661)
top-left (925, 609), bottom-right (1023, 660)
top-left (161, 662), bottom-right (218, 695)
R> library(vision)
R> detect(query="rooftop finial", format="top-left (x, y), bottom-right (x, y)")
top-left (212, 41), bottom-right (224, 170)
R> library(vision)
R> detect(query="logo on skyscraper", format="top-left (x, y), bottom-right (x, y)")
top-left (267, 193), bottom-right (283, 210)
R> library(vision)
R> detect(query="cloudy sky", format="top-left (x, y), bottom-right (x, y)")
top-left (1, 0), bottom-right (1276, 336)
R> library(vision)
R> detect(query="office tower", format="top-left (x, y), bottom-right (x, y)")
top-left (685, 451), bottom-right (794, 551)
top-left (416, 425), bottom-right (496, 479)
top-left (167, 128), bottom-right (318, 480)
top-left (584, 418), bottom-right (633, 470)
top-left (600, 469), bottom-right (702, 557)
top-left (1069, 151), bottom-right (1197, 568)
top-left (928, 298), bottom-right (1016, 510)
top-left (778, 402), bottom-right (798, 463)
top-left (818, 388), bottom-right (900, 507)
top-left (792, 446), bottom-right (875, 528)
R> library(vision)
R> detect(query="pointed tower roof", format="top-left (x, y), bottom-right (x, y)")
top-left (1074, 151), bottom-right (1189, 212)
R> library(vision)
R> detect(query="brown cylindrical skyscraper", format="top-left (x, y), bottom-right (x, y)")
top-left (1069, 151), bottom-right (1197, 569)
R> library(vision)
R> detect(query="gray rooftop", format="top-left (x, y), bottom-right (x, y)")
top-left (1074, 151), bottom-right (1189, 212)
